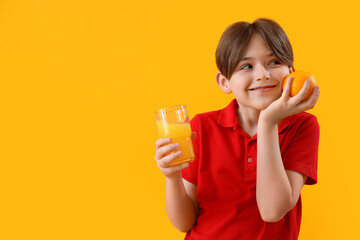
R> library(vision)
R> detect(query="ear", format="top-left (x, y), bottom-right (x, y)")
top-left (290, 66), bottom-right (295, 73)
top-left (216, 71), bottom-right (232, 94)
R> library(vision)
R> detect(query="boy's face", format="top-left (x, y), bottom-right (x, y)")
top-left (221, 34), bottom-right (291, 111)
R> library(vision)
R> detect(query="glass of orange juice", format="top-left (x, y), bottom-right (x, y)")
top-left (155, 105), bottom-right (195, 166)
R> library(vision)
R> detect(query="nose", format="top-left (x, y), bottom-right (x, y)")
top-left (255, 66), bottom-right (270, 81)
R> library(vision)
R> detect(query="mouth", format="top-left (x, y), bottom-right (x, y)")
top-left (249, 84), bottom-right (278, 92)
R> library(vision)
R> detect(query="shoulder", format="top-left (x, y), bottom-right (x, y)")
top-left (289, 112), bottom-right (319, 131)
top-left (190, 109), bottom-right (222, 126)
top-left (292, 112), bottom-right (317, 122)
top-left (283, 112), bottom-right (320, 145)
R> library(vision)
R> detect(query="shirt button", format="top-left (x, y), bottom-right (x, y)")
top-left (247, 158), bottom-right (252, 163)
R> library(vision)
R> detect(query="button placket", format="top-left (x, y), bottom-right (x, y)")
top-left (244, 139), bottom-right (257, 182)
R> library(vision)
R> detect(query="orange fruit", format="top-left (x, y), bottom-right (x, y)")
top-left (282, 71), bottom-right (317, 101)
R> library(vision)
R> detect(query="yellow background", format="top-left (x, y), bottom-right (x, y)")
top-left (0, 0), bottom-right (359, 239)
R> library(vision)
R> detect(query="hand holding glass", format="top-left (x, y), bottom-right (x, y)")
top-left (155, 105), bottom-right (195, 166)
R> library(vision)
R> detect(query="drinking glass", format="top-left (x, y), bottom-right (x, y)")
top-left (155, 105), bottom-right (195, 166)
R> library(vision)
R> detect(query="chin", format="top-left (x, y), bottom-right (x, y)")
top-left (256, 100), bottom-right (273, 110)
top-left (257, 105), bottom-right (269, 111)
top-left (260, 95), bottom-right (281, 110)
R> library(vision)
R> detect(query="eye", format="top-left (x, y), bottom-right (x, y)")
top-left (240, 64), bottom-right (253, 70)
top-left (269, 60), bottom-right (281, 65)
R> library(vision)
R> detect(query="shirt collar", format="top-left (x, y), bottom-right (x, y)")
top-left (218, 98), bottom-right (291, 134)
top-left (218, 99), bottom-right (239, 129)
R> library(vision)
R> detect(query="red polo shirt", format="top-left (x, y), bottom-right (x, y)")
top-left (182, 99), bottom-right (319, 240)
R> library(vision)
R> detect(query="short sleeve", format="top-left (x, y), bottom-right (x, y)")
top-left (181, 115), bottom-right (200, 185)
top-left (282, 115), bottom-right (320, 185)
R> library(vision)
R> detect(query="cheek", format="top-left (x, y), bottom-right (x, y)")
top-left (282, 67), bottom-right (291, 78)
top-left (274, 69), bottom-right (291, 84)
top-left (275, 86), bottom-right (283, 98)
top-left (230, 81), bottom-right (247, 92)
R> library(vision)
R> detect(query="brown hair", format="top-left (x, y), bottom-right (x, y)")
top-left (215, 18), bottom-right (293, 79)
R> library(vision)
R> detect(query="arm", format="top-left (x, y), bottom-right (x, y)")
top-left (256, 120), bottom-right (307, 222)
top-left (256, 77), bottom-right (320, 222)
top-left (165, 176), bottom-right (198, 232)
top-left (155, 135), bottom-right (198, 232)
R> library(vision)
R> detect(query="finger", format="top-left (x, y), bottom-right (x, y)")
top-left (157, 151), bottom-right (183, 168)
top-left (294, 86), bottom-right (320, 112)
top-left (155, 137), bottom-right (172, 149)
top-left (304, 85), bottom-right (320, 109)
top-left (162, 162), bottom-right (190, 175)
top-left (191, 132), bottom-right (197, 141)
top-left (282, 76), bottom-right (293, 99)
top-left (155, 143), bottom-right (180, 160)
top-left (292, 79), bottom-right (311, 103)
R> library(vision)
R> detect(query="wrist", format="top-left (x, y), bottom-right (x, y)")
top-left (258, 113), bottom-right (279, 128)
top-left (166, 172), bottom-right (182, 182)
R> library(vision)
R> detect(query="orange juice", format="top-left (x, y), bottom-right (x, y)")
top-left (156, 121), bottom-right (195, 166)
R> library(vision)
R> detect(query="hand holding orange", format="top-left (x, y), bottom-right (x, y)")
top-left (282, 71), bottom-right (318, 101)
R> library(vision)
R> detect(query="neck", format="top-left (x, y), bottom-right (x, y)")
top-left (236, 103), bottom-right (261, 137)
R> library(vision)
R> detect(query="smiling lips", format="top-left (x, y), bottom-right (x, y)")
top-left (249, 84), bottom-right (278, 92)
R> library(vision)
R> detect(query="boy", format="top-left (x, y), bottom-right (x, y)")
top-left (154, 18), bottom-right (320, 239)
